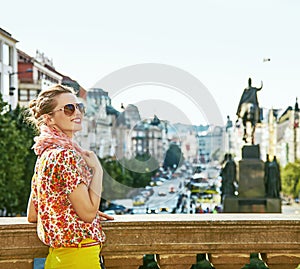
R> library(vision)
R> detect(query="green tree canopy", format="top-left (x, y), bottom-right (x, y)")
top-left (163, 143), bottom-right (184, 171)
top-left (281, 160), bottom-right (300, 198)
top-left (0, 95), bottom-right (36, 215)
top-left (100, 153), bottom-right (159, 200)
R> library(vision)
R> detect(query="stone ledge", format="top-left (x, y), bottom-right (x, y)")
top-left (0, 215), bottom-right (300, 269)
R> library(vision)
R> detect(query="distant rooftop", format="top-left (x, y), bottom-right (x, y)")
top-left (0, 27), bottom-right (12, 37)
top-left (0, 27), bottom-right (18, 42)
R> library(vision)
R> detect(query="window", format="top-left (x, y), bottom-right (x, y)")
top-left (199, 140), bottom-right (205, 147)
top-left (19, 89), bottom-right (29, 101)
top-left (29, 90), bottom-right (38, 100)
top-left (2, 44), bottom-right (11, 65)
top-left (18, 89), bottom-right (39, 101)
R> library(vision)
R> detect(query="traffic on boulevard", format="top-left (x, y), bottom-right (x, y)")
top-left (102, 160), bottom-right (300, 216)
top-left (103, 163), bottom-right (223, 215)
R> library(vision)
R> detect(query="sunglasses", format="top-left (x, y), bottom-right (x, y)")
top-left (49, 103), bottom-right (85, 116)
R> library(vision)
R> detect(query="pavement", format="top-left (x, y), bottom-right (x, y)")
top-left (281, 202), bottom-right (300, 215)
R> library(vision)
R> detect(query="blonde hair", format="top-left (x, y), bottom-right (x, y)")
top-left (26, 84), bottom-right (75, 131)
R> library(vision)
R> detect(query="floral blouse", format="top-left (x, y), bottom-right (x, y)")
top-left (31, 145), bottom-right (106, 248)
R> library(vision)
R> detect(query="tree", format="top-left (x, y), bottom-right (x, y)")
top-left (163, 143), bottom-right (184, 171)
top-left (281, 160), bottom-right (300, 198)
top-left (0, 95), bottom-right (35, 215)
top-left (11, 105), bottom-right (37, 214)
top-left (124, 153), bottom-right (159, 188)
top-left (100, 154), bottom-right (159, 200)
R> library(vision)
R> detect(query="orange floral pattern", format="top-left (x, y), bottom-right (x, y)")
top-left (31, 146), bottom-right (106, 248)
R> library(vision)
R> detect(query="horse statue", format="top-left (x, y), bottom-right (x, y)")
top-left (236, 78), bottom-right (263, 144)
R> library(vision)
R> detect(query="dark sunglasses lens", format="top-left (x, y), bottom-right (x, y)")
top-left (77, 103), bottom-right (85, 114)
top-left (64, 104), bottom-right (75, 116)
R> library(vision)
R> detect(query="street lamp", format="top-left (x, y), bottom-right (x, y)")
top-left (8, 68), bottom-right (33, 96)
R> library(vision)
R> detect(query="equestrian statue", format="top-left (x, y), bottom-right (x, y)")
top-left (236, 78), bottom-right (263, 144)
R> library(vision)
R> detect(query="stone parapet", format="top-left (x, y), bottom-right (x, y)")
top-left (0, 214), bottom-right (300, 268)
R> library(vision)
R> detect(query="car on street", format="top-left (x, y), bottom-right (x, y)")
top-left (103, 210), bottom-right (116, 215)
top-left (158, 191), bottom-right (167, 196)
top-left (145, 186), bottom-right (154, 195)
top-left (133, 196), bottom-right (145, 206)
top-left (169, 185), bottom-right (176, 193)
top-left (159, 207), bottom-right (170, 214)
top-left (140, 189), bottom-right (153, 198)
top-left (155, 181), bottom-right (163, 186)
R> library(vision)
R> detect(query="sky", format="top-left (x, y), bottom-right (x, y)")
top-left (2, 0), bottom-right (300, 126)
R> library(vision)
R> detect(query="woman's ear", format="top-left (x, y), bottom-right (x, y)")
top-left (43, 114), bottom-right (54, 126)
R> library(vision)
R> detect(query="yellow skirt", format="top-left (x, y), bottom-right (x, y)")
top-left (45, 239), bottom-right (102, 269)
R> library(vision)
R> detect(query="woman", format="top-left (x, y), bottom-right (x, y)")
top-left (26, 84), bottom-right (113, 269)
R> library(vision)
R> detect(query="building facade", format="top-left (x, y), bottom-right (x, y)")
top-left (0, 28), bottom-right (18, 109)
top-left (276, 100), bottom-right (300, 166)
top-left (130, 116), bottom-right (165, 163)
top-left (197, 125), bottom-right (225, 163)
top-left (17, 49), bottom-right (63, 107)
top-left (80, 88), bottom-right (117, 158)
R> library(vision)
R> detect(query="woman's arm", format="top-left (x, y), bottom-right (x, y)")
top-left (68, 171), bottom-right (102, 223)
top-left (27, 192), bottom-right (37, 223)
top-left (68, 151), bottom-right (103, 223)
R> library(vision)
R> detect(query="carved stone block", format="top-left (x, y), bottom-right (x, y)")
top-left (238, 159), bottom-right (265, 198)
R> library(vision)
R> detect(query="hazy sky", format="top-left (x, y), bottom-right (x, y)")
top-left (2, 0), bottom-right (300, 125)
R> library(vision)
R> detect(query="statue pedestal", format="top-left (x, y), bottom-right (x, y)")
top-left (223, 197), bottom-right (282, 213)
top-left (238, 159), bottom-right (265, 198)
top-left (223, 145), bottom-right (281, 213)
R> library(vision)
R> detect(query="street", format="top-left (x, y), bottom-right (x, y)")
top-left (131, 173), bottom-right (300, 215)
top-left (133, 175), bottom-right (186, 214)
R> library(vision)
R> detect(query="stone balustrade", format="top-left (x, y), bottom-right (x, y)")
top-left (0, 214), bottom-right (300, 269)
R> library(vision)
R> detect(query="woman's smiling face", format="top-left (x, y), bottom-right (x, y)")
top-left (48, 92), bottom-right (84, 138)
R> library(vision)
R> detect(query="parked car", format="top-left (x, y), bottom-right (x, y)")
top-left (107, 203), bottom-right (127, 214)
top-left (103, 210), bottom-right (116, 215)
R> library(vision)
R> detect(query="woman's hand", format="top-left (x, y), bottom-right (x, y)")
top-left (81, 150), bottom-right (102, 173)
top-left (27, 192), bottom-right (37, 223)
top-left (98, 211), bottom-right (115, 221)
